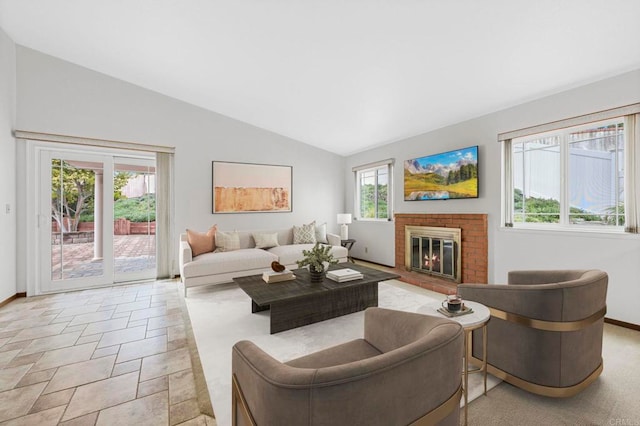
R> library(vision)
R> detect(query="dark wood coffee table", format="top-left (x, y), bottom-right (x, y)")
top-left (233, 263), bottom-right (399, 334)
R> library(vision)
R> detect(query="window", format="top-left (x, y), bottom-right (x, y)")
top-left (501, 103), bottom-right (640, 233)
top-left (354, 160), bottom-right (393, 220)
top-left (510, 119), bottom-right (624, 228)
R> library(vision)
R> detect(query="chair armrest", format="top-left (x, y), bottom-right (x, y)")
top-left (507, 270), bottom-right (588, 285)
top-left (326, 232), bottom-right (341, 247)
top-left (232, 340), bottom-right (315, 386)
top-left (232, 340), bottom-right (316, 425)
top-left (364, 307), bottom-right (458, 353)
top-left (458, 283), bottom-right (565, 322)
top-left (179, 240), bottom-right (192, 278)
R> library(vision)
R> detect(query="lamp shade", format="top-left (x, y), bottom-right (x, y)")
top-left (337, 213), bottom-right (352, 225)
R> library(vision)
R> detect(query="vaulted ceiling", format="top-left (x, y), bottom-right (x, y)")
top-left (1, 0), bottom-right (639, 155)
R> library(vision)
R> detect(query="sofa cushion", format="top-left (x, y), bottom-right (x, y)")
top-left (186, 225), bottom-right (217, 257)
top-left (182, 248), bottom-right (277, 278)
top-left (268, 244), bottom-right (348, 266)
top-left (315, 222), bottom-right (328, 244)
top-left (268, 244), bottom-right (313, 266)
top-left (233, 229), bottom-right (294, 249)
top-left (216, 230), bottom-right (241, 252)
top-left (293, 222), bottom-right (317, 244)
top-left (253, 232), bottom-right (280, 249)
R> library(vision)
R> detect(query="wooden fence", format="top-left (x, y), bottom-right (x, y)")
top-left (52, 219), bottom-right (156, 235)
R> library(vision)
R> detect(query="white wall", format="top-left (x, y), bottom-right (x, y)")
top-left (15, 47), bottom-right (345, 291)
top-left (345, 117), bottom-right (498, 267)
top-left (346, 69), bottom-right (640, 325)
top-left (10, 44), bottom-right (640, 324)
top-left (0, 28), bottom-right (16, 302)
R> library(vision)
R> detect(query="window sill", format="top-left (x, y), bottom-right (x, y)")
top-left (500, 224), bottom-right (639, 240)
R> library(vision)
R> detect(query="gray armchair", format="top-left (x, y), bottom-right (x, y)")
top-left (232, 307), bottom-right (464, 426)
top-left (458, 269), bottom-right (608, 397)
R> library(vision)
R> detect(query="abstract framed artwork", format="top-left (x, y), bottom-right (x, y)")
top-left (212, 161), bottom-right (293, 213)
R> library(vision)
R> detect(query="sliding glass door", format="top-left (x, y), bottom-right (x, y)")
top-left (113, 157), bottom-right (156, 283)
top-left (39, 149), bottom-right (156, 293)
top-left (41, 150), bottom-right (114, 292)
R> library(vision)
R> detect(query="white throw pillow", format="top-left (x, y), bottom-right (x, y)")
top-left (215, 230), bottom-right (241, 252)
top-left (293, 221), bottom-right (317, 244)
top-left (315, 222), bottom-right (328, 244)
top-left (253, 232), bottom-right (280, 249)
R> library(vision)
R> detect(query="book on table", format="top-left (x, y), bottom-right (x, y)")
top-left (327, 268), bottom-right (364, 283)
top-left (262, 269), bottom-right (295, 283)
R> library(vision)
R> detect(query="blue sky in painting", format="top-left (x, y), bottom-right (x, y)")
top-left (414, 146), bottom-right (477, 168)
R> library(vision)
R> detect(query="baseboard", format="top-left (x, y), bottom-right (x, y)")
top-left (0, 293), bottom-right (26, 308)
top-left (351, 258), bottom-right (395, 268)
top-left (605, 317), bottom-right (640, 331)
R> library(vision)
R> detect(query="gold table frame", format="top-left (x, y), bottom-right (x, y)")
top-left (423, 300), bottom-right (490, 426)
top-left (462, 319), bottom-right (488, 426)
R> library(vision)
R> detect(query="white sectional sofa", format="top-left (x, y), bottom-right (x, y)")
top-left (179, 227), bottom-right (348, 296)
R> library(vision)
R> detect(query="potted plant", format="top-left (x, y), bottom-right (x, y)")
top-left (296, 242), bottom-right (339, 282)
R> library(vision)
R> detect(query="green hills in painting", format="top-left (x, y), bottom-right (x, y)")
top-left (404, 165), bottom-right (478, 200)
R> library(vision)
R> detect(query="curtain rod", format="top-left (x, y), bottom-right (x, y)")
top-left (14, 130), bottom-right (176, 154)
top-left (498, 103), bottom-right (640, 141)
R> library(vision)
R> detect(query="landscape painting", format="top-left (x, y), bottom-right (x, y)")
top-left (404, 146), bottom-right (478, 200)
top-left (212, 161), bottom-right (292, 213)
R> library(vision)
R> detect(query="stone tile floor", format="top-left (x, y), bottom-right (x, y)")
top-left (0, 279), bottom-right (216, 425)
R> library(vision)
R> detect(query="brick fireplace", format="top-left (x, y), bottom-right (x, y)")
top-left (395, 214), bottom-right (488, 290)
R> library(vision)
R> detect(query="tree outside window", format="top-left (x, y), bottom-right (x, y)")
top-left (51, 159), bottom-right (138, 232)
top-left (357, 164), bottom-right (390, 220)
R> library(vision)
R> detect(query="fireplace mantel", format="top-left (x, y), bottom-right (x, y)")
top-left (394, 213), bottom-right (488, 284)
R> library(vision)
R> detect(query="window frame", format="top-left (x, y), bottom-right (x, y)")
top-left (498, 103), bottom-right (640, 234)
top-left (353, 159), bottom-right (394, 221)
top-left (505, 117), bottom-right (624, 232)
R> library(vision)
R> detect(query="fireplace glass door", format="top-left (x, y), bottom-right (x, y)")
top-left (411, 236), bottom-right (456, 280)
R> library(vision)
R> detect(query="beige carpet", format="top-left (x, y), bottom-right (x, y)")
top-left (186, 279), bottom-right (501, 426)
top-left (467, 323), bottom-right (640, 425)
top-left (185, 277), bottom-right (639, 426)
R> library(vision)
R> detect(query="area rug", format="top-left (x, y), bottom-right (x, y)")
top-left (185, 279), bottom-right (501, 426)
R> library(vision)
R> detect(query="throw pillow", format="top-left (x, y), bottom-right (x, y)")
top-left (215, 230), bottom-right (241, 252)
top-left (293, 221), bottom-right (317, 244)
top-left (315, 222), bottom-right (328, 244)
top-left (253, 232), bottom-right (280, 249)
top-left (186, 225), bottom-right (217, 257)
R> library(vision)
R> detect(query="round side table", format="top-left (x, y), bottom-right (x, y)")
top-left (419, 300), bottom-right (490, 426)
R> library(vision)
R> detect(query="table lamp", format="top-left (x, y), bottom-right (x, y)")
top-left (337, 213), bottom-right (352, 240)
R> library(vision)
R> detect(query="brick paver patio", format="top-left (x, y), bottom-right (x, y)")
top-left (51, 235), bottom-right (156, 280)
